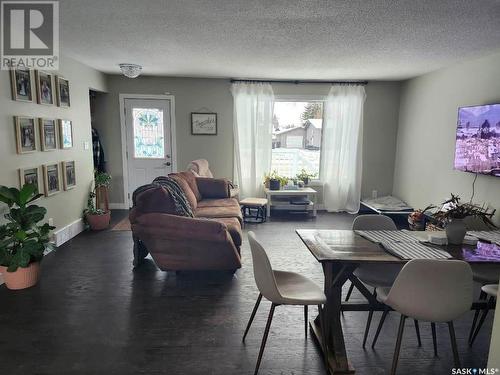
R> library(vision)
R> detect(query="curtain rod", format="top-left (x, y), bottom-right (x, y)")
top-left (230, 79), bottom-right (368, 85)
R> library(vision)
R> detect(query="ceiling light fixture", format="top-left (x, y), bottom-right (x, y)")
top-left (119, 63), bottom-right (142, 78)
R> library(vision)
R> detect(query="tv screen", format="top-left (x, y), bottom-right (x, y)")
top-left (454, 104), bottom-right (500, 176)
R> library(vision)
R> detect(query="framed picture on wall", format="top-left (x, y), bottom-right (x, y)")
top-left (42, 163), bottom-right (60, 196)
top-left (61, 161), bottom-right (76, 190)
top-left (10, 69), bottom-right (33, 102)
top-left (35, 71), bottom-right (54, 105)
top-left (56, 76), bottom-right (71, 107)
top-left (58, 119), bottom-right (73, 149)
top-left (39, 118), bottom-right (58, 151)
top-left (191, 112), bottom-right (217, 135)
top-left (14, 116), bottom-right (37, 154)
top-left (18, 166), bottom-right (41, 193)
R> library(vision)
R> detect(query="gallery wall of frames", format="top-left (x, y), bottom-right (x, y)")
top-left (11, 68), bottom-right (76, 197)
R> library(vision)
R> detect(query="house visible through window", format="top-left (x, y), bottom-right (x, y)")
top-left (271, 100), bottom-right (324, 178)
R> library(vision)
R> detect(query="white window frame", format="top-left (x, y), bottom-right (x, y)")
top-left (273, 95), bottom-right (326, 183)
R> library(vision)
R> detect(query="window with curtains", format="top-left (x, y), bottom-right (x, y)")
top-left (271, 100), bottom-right (324, 178)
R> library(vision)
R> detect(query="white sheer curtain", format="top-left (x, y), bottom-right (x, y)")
top-left (320, 84), bottom-right (366, 213)
top-left (231, 82), bottom-right (275, 198)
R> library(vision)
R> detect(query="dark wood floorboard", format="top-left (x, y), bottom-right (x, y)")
top-left (0, 211), bottom-right (493, 374)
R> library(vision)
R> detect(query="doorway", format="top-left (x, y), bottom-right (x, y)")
top-left (120, 95), bottom-right (176, 207)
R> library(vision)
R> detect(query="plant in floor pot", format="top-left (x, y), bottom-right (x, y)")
top-left (0, 184), bottom-right (55, 290)
top-left (84, 171), bottom-right (112, 231)
top-left (433, 194), bottom-right (496, 245)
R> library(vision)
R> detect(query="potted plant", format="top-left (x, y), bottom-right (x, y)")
top-left (84, 172), bottom-right (112, 231)
top-left (433, 194), bottom-right (496, 245)
top-left (264, 171), bottom-right (289, 191)
top-left (408, 205), bottom-right (435, 231)
top-left (296, 169), bottom-right (317, 186)
top-left (0, 184), bottom-right (54, 290)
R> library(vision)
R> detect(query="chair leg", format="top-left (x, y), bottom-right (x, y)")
top-left (414, 320), bottom-right (422, 347)
top-left (431, 322), bottom-right (438, 356)
top-left (243, 293), bottom-right (263, 342)
top-left (468, 290), bottom-right (486, 343)
top-left (304, 305), bottom-right (308, 338)
top-left (345, 282), bottom-right (355, 302)
top-left (318, 304), bottom-right (329, 372)
top-left (391, 315), bottom-right (406, 375)
top-left (254, 303), bottom-right (276, 375)
top-left (470, 297), bottom-right (494, 346)
top-left (448, 321), bottom-right (461, 368)
top-left (362, 290), bottom-right (377, 348)
top-left (371, 308), bottom-right (389, 348)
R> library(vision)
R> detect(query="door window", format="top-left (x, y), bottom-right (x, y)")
top-left (132, 108), bottom-right (165, 158)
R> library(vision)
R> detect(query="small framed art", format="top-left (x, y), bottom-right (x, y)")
top-left (14, 116), bottom-right (37, 154)
top-left (10, 69), bottom-right (33, 102)
top-left (39, 118), bottom-right (58, 151)
top-left (43, 163), bottom-right (60, 196)
top-left (56, 76), bottom-right (71, 107)
top-left (191, 112), bottom-right (217, 135)
top-left (18, 166), bottom-right (41, 193)
top-left (35, 70), bottom-right (54, 105)
top-left (59, 119), bottom-right (73, 149)
top-left (61, 161), bottom-right (76, 190)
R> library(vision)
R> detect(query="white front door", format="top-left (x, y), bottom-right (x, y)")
top-left (124, 98), bottom-right (174, 206)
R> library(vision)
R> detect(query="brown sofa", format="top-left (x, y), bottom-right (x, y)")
top-left (129, 171), bottom-right (242, 272)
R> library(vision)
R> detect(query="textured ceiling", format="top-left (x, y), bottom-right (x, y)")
top-left (60, 0), bottom-right (500, 80)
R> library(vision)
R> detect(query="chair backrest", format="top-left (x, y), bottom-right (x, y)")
top-left (386, 259), bottom-right (473, 322)
top-left (247, 231), bottom-right (282, 302)
top-left (352, 214), bottom-right (397, 230)
top-left (187, 159), bottom-right (214, 178)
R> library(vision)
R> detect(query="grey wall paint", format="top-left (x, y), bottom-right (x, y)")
top-left (393, 51), bottom-right (500, 224)
top-left (0, 55), bottom-right (107, 230)
top-left (101, 77), bottom-right (400, 205)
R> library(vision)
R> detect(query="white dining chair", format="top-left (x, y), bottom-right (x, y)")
top-left (469, 284), bottom-right (498, 345)
top-left (375, 259), bottom-right (473, 375)
top-left (348, 215), bottom-right (415, 348)
top-left (243, 231), bottom-right (328, 375)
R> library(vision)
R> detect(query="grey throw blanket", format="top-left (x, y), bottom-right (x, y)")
top-left (132, 177), bottom-right (194, 218)
top-left (152, 176), bottom-right (194, 217)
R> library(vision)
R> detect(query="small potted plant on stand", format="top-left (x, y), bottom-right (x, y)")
top-left (296, 169), bottom-right (317, 186)
top-left (433, 194), bottom-right (496, 245)
top-left (0, 184), bottom-right (54, 290)
top-left (264, 171), bottom-right (289, 191)
top-left (84, 172), bottom-right (112, 231)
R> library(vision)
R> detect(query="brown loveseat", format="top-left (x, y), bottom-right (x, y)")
top-left (129, 171), bottom-right (242, 272)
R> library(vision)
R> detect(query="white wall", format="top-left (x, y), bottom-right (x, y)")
top-left (100, 77), bottom-right (401, 205)
top-left (393, 51), bottom-right (500, 225)
top-left (0, 55), bottom-right (107, 230)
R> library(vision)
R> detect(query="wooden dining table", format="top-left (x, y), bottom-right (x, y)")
top-left (295, 229), bottom-right (499, 374)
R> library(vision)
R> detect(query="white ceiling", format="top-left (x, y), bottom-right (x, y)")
top-left (60, 0), bottom-right (500, 80)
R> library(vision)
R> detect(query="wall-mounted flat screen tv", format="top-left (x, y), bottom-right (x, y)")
top-left (454, 104), bottom-right (500, 176)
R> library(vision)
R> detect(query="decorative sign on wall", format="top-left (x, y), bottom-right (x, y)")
top-left (191, 112), bottom-right (217, 135)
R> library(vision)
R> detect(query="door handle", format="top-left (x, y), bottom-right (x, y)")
top-left (164, 162), bottom-right (171, 166)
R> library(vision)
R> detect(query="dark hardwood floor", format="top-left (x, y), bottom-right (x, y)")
top-left (0, 211), bottom-right (493, 374)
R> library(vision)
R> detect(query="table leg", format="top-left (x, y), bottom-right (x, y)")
top-left (266, 194), bottom-right (271, 218)
top-left (310, 262), bottom-right (355, 374)
top-left (312, 193), bottom-right (317, 217)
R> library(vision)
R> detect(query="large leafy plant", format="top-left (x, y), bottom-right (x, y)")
top-left (0, 184), bottom-right (54, 272)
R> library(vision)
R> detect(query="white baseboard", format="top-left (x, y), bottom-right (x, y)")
top-left (109, 203), bottom-right (128, 210)
top-left (52, 218), bottom-right (85, 248)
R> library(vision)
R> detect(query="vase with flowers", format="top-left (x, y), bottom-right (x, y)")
top-left (433, 194), bottom-right (496, 245)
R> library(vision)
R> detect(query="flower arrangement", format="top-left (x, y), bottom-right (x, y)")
top-left (433, 194), bottom-right (496, 227)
